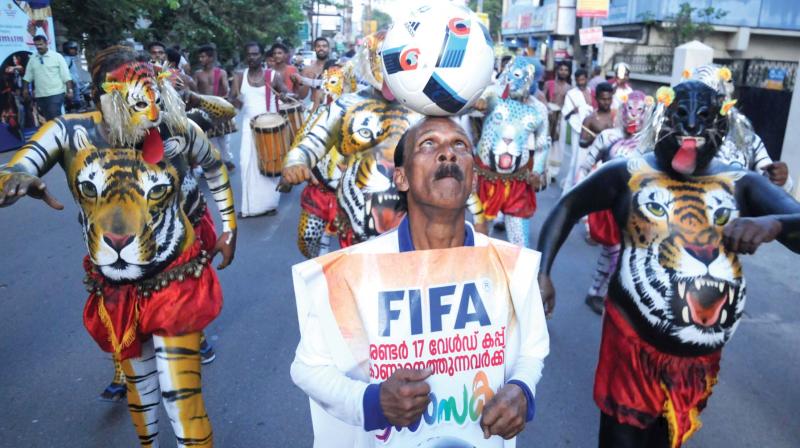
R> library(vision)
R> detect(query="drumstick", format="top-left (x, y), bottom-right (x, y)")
top-left (276, 180), bottom-right (293, 193)
top-left (268, 84), bottom-right (301, 105)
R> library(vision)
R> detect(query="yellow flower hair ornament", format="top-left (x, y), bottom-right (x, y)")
top-left (719, 66), bottom-right (732, 82)
top-left (656, 86), bottom-right (675, 107)
top-left (102, 81), bottom-right (128, 95)
top-left (682, 69), bottom-right (691, 80)
top-left (720, 99), bottom-right (737, 116)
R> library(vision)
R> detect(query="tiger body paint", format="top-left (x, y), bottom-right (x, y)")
top-left (294, 67), bottom-right (352, 258)
top-left (286, 87), bottom-right (419, 249)
top-left (538, 81), bottom-right (800, 447)
top-left (0, 49), bottom-right (236, 447)
top-left (473, 57), bottom-right (550, 247)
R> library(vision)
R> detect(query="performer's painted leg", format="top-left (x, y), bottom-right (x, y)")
top-left (585, 244), bottom-right (621, 315)
top-left (297, 209), bottom-right (327, 258)
top-left (155, 333), bottom-right (213, 448)
top-left (505, 215), bottom-right (530, 247)
top-left (121, 340), bottom-right (161, 447)
top-left (598, 412), bottom-right (669, 448)
top-left (100, 354), bottom-right (128, 402)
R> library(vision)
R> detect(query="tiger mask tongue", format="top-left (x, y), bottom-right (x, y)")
top-left (142, 128), bottom-right (164, 164)
top-left (672, 137), bottom-right (699, 174)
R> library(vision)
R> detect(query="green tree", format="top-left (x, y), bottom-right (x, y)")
top-left (53, 0), bottom-right (304, 69)
top-left (371, 9), bottom-right (392, 31)
top-left (52, 0), bottom-right (177, 57)
top-left (468, 0), bottom-right (502, 41)
top-left (135, 0), bottom-right (304, 69)
top-left (641, 2), bottom-right (728, 48)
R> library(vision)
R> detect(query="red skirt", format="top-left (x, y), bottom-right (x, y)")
top-left (587, 209), bottom-right (620, 246)
top-left (194, 207), bottom-right (218, 253)
top-left (594, 301), bottom-right (721, 448)
top-left (477, 175), bottom-right (537, 220)
top-left (82, 239), bottom-right (222, 361)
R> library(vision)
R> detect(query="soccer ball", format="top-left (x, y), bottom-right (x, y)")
top-left (381, 2), bottom-right (494, 116)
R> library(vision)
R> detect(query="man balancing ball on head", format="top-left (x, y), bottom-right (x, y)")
top-left (290, 117), bottom-right (549, 445)
top-left (536, 79), bottom-right (800, 447)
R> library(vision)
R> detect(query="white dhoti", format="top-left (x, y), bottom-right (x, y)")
top-left (561, 88), bottom-right (594, 193)
top-left (237, 68), bottom-right (282, 217)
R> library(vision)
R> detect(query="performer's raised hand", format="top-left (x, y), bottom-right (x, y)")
top-left (0, 173), bottom-right (63, 210)
top-left (282, 164), bottom-right (312, 185)
top-left (212, 230), bottom-right (237, 269)
top-left (763, 161), bottom-right (789, 186)
top-left (480, 383), bottom-right (527, 440)
top-left (723, 216), bottom-right (782, 255)
top-left (538, 273), bottom-right (555, 318)
top-left (380, 368), bottom-right (432, 427)
top-left (527, 172), bottom-right (542, 191)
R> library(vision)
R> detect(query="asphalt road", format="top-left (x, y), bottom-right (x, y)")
top-left (0, 124), bottom-right (798, 447)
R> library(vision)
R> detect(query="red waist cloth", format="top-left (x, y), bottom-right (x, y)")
top-left (301, 182), bottom-right (339, 234)
top-left (195, 207), bottom-right (218, 253)
top-left (476, 173), bottom-right (537, 220)
top-left (82, 238), bottom-right (222, 361)
top-left (594, 301), bottom-right (721, 448)
top-left (587, 209), bottom-right (620, 246)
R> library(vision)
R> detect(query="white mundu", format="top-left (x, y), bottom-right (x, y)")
top-left (237, 68), bottom-right (281, 216)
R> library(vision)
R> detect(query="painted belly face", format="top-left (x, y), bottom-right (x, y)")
top-left (619, 159), bottom-right (746, 350)
top-left (66, 124), bottom-right (189, 282)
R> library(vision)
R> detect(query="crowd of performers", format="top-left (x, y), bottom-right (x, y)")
top-left (1, 29), bottom-right (799, 447)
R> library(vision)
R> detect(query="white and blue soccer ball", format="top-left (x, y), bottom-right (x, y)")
top-left (381, 2), bottom-right (495, 116)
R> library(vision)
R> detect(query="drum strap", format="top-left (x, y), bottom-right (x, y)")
top-left (264, 69), bottom-right (275, 113)
top-left (212, 67), bottom-right (222, 96)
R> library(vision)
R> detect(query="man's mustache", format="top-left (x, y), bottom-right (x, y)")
top-left (434, 163), bottom-right (464, 182)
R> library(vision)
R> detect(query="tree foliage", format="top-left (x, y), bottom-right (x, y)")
top-left (53, 0), bottom-right (304, 69)
top-left (468, 0), bottom-right (503, 41)
top-left (370, 9), bottom-right (392, 32)
top-left (641, 2), bottom-right (728, 48)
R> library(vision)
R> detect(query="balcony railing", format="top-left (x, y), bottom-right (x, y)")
top-left (611, 45), bottom-right (674, 77)
top-left (714, 58), bottom-right (797, 91)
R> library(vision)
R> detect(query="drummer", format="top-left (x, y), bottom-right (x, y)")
top-left (230, 41), bottom-right (291, 218)
top-left (195, 44), bottom-right (236, 172)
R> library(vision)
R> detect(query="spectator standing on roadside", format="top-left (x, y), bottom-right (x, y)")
top-left (22, 35), bottom-right (73, 121)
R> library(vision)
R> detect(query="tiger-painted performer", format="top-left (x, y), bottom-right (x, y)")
top-left (688, 64), bottom-right (794, 193)
top-left (100, 90), bottom-right (238, 402)
top-left (295, 64), bottom-right (358, 258)
top-left (536, 80), bottom-right (800, 448)
top-left (474, 56), bottom-right (549, 247)
top-left (282, 31), bottom-right (419, 248)
top-left (0, 46), bottom-right (237, 447)
top-left (577, 90), bottom-right (653, 314)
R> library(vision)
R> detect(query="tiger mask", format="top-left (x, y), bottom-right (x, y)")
top-left (656, 81), bottom-right (727, 176)
top-left (69, 145), bottom-right (192, 282)
top-left (337, 98), bottom-right (413, 238)
top-left (621, 160), bottom-right (745, 350)
top-left (496, 56), bottom-right (536, 101)
top-left (477, 99), bottom-right (539, 174)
